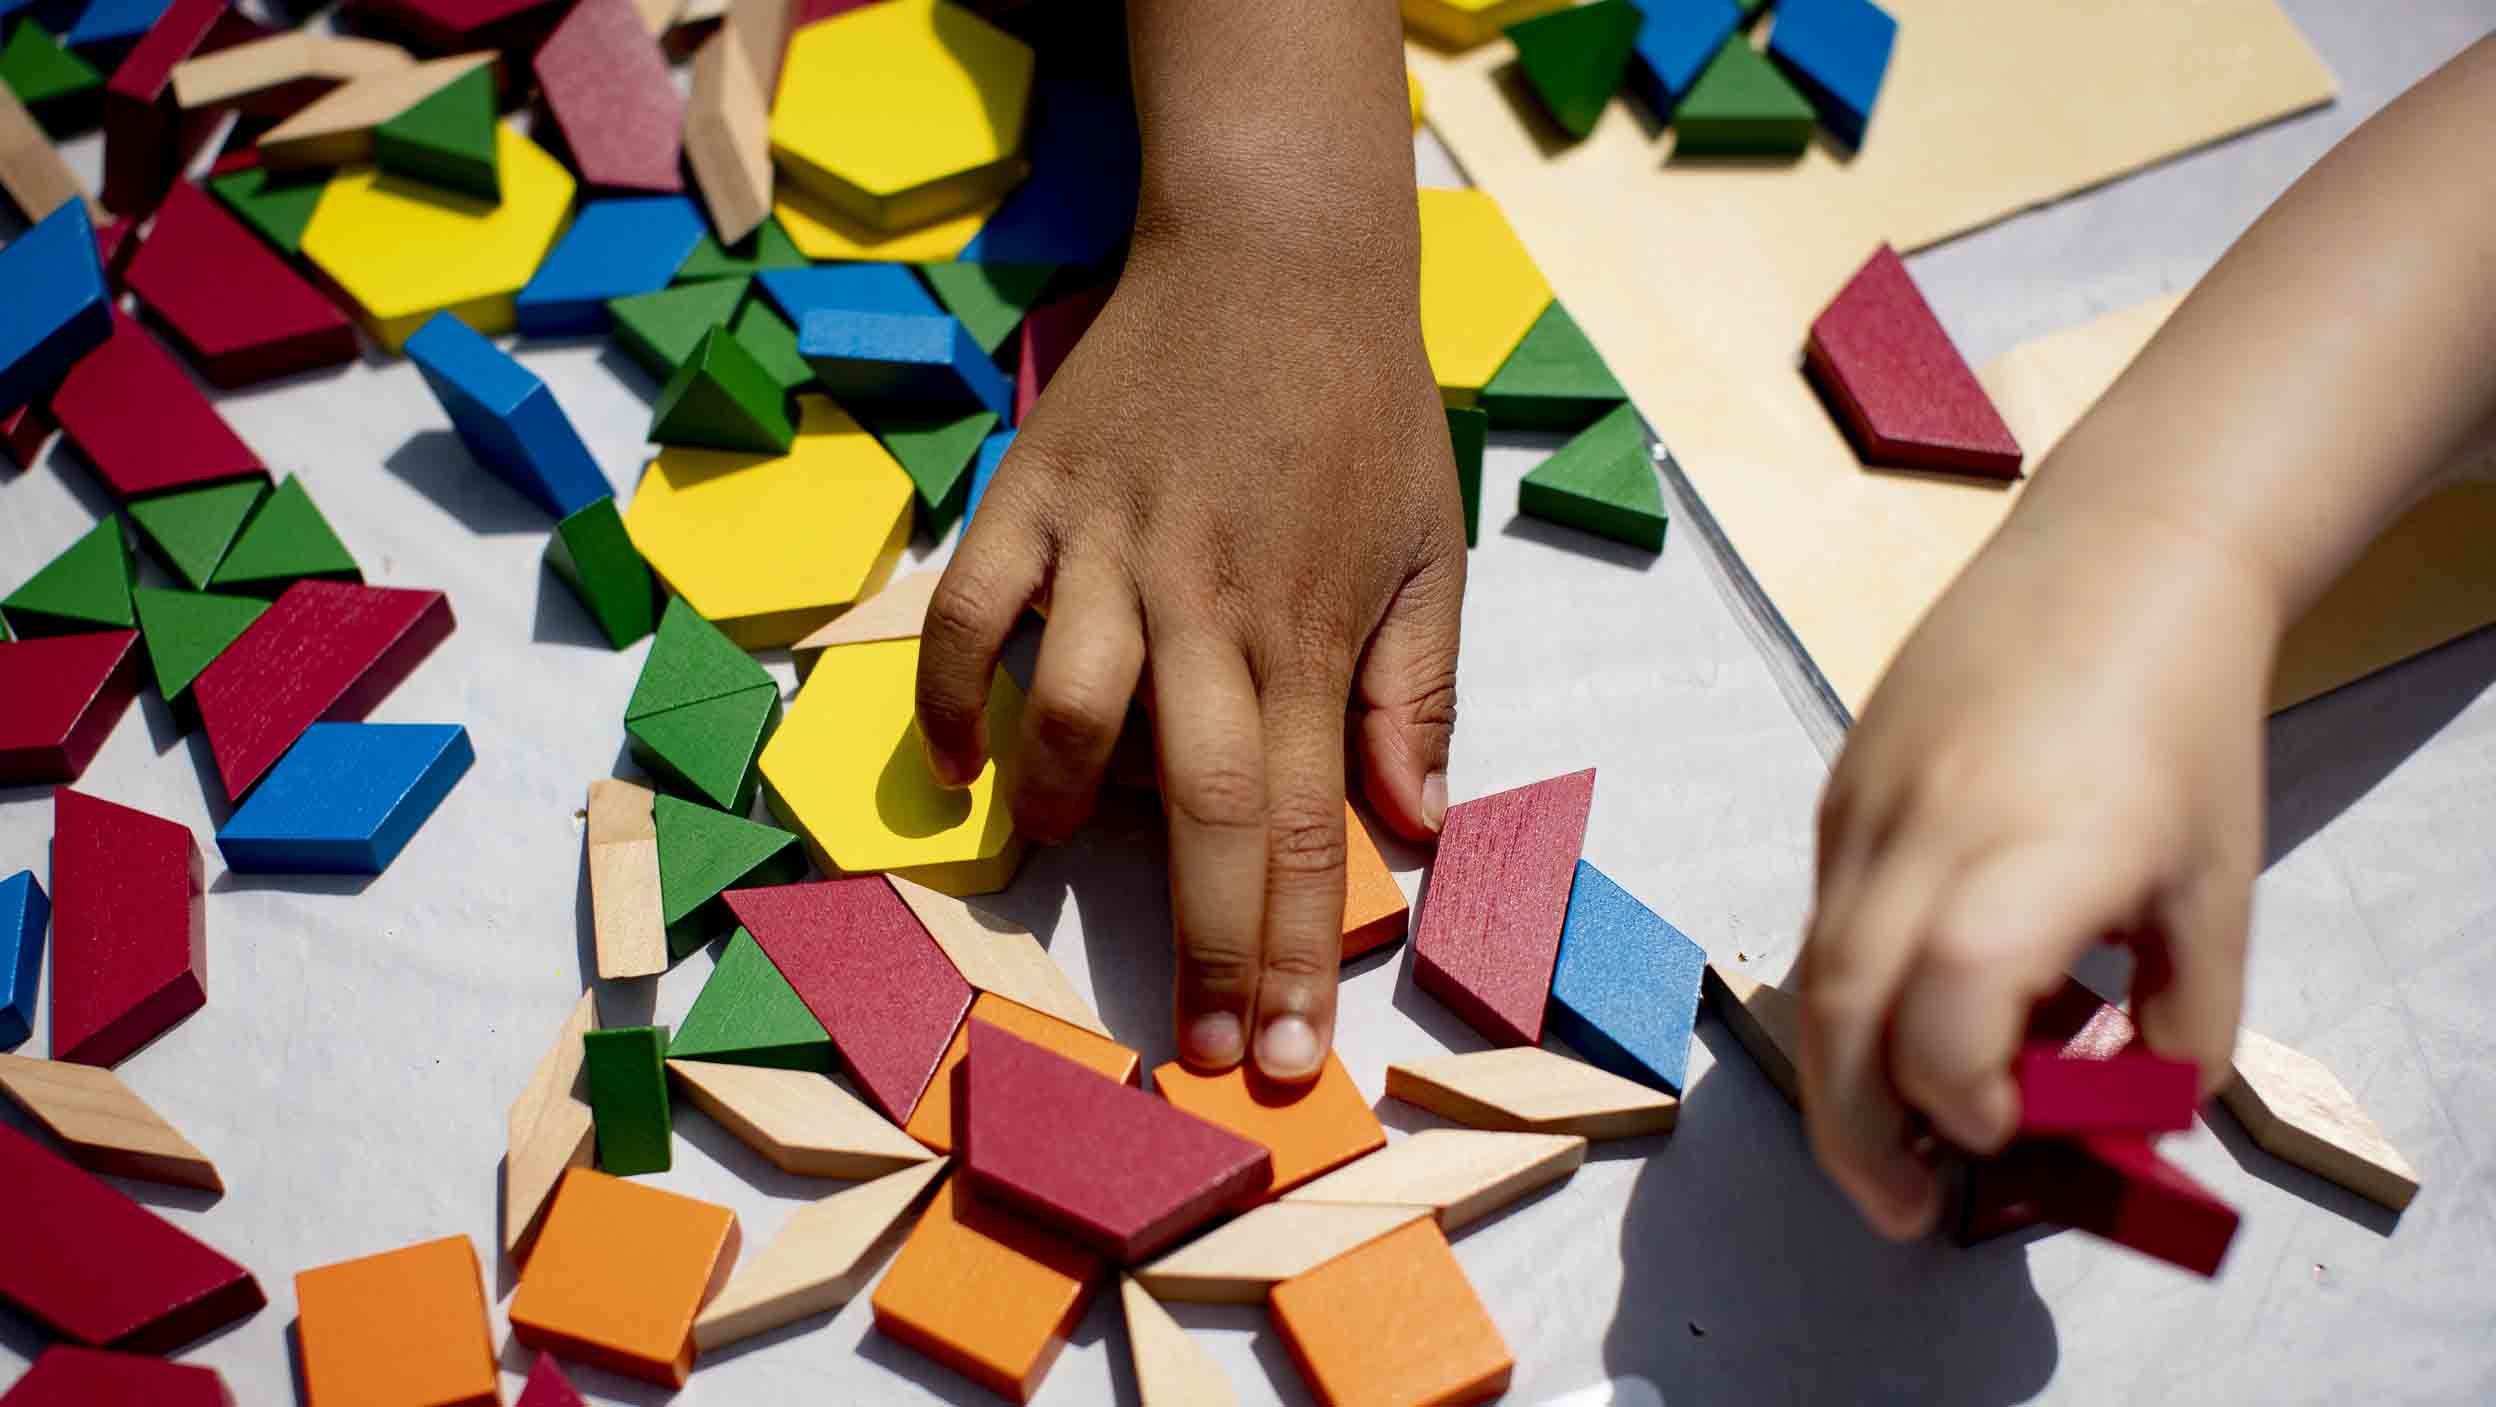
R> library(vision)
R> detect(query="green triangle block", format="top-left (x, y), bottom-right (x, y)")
top-left (371, 66), bottom-right (499, 201)
top-left (628, 681), bottom-right (781, 816)
top-left (1507, 0), bottom-right (1641, 140)
top-left (207, 166), bottom-right (328, 256)
top-left (3, 516), bottom-right (134, 638)
top-left (1445, 406), bottom-right (1487, 548)
top-left (654, 793), bottom-right (806, 959)
top-left (132, 588), bottom-right (267, 705)
top-left (546, 496), bottom-right (658, 649)
top-left (1479, 302), bottom-right (1627, 432)
top-left (730, 299), bottom-right (812, 395)
top-left (209, 475), bottom-right (361, 596)
top-left (609, 278), bottom-right (746, 380)
top-left (626, 596), bottom-right (773, 722)
top-left (128, 478), bottom-right (269, 591)
top-left (916, 262), bottom-right (1055, 354)
top-left (667, 928), bottom-right (835, 1072)
top-left (650, 326), bottom-right (795, 454)
top-left (2, 21), bottom-right (101, 112)
top-left (674, 219), bottom-right (808, 283)
top-left (868, 408), bottom-right (997, 536)
top-left (1673, 37), bottom-right (1815, 156)
top-left (1518, 402), bottom-right (1667, 552)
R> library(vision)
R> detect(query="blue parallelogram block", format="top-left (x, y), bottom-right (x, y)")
top-left (1627, 0), bottom-right (1741, 115)
top-left (0, 200), bottom-right (111, 417)
top-left (0, 869), bottom-right (49, 1049)
top-left (755, 262), bottom-right (941, 327)
top-left (1547, 860), bottom-right (1706, 1095)
top-left (60, 0), bottom-right (169, 48)
top-left (799, 309), bottom-right (1013, 421)
top-left (216, 723), bottom-right (474, 874)
top-left (1766, 0), bottom-right (1896, 149)
top-left (406, 312), bottom-right (612, 518)
top-left (957, 78), bottom-right (1139, 268)
top-left (515, 197), bottom-right (707, 337)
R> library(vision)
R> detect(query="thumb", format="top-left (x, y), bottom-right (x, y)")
top-left (2129, 863), bottom-right (2251, 1096)
top-left (1352, 555), bottom-right (1462, 842)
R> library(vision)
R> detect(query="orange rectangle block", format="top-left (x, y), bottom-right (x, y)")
top-left (1270, 1216), bottom-right (1512, 1407)
top-left (293, 1234), bottom-right (498, 1407)
top-left (1152, 1052), bottom-right (1385, 1196)
top-left (1342, 802), bottom-right (1408, 961)
top-left (508, 1169), bottom-right (740, 1387)
top-left (871, 1173), bottom-right (1104, 1403)
top-left (906, 992), bottom-right (1139, 1155)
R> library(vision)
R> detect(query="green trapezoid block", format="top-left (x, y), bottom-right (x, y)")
top-left (654, 793), bottom-right (806, 960)
top-left (3, 515), bottom-right (134, 638)
top-left (1479, 302), bottom-right (1627, 431)
top-left (208, 475), bottom-right (361, 596)
top-left (667, 928), bottom-right (835, 1072)
top-left (649, 326), bottom-right (795, 455)
top-left (372, 66), bottom-right (500, 201)
top-left (1518, 402), bottom-right (1667, 552)
top-left (1508, 0), bottom-right (1641, 140)
top-left (128, 478), bottom-right (268, 591)
top-left (132, 587), bottom-right (267, 705)
top-left (628, 680), bottom-right (781, 816)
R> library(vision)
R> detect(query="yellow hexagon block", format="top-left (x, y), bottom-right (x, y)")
top-left (299, 124), bottom-right (575, 353)
top-left (760, 635), bottom-right (1025, 895)
top-left (624, 396), bottom-right (915, 648)
top-left (770, 0), bottom-right (1034, 233)
top-left (1418, 186), bottom-right (1553, 407)
top-left (1402, 0), bottom-right (1570, 50)
top-left (773, 182), bottom-right (996, 263)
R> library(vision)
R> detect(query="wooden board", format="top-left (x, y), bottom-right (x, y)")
top-left (1384, 1045), bottom-right (1675, 1141)
top-left (2220, 1028), bottom-right (2419, 1212)
top-left (586, 779), bottom-right (667, 979)
top-left (694, 1157), bottom-right (946, 1350)
top-left (887, 873), bottom-right (1107, 1037)
top-left (1121, 1276), bottom-right (1237, 1407)
top-left (0, 1053), bottom-right (220, 1191)
top-left (1284, 1128), bottom-right (1585, 1233)
top-left (504, 991), bottom-right (596, 1261)
top-left (667, 1058), bottom-right (934, 1178)
top-left (1132, 1202), bottom-right (1429, 1304)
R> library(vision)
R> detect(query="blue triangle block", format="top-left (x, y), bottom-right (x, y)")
top-left (1628, 0), bottom-right (1740, 114)
top-left (1766, 0), bottom-right (1896, 148)
top-left (963, 427), bottom-right (1014, 527)
top-left (0, 869), bottom-right (48, 1050)
top-left (61, 0), bottom-right (167, 47)
top-left (755, 263), bottom-right (942, 326)
top-left (956, 78), bottom-right (1139, 267)
top-left (798, 309), bottom-right (1013, 421)
top-left (1547, 860), bottom-right (1706, 1096)
top-left (216, 723), bottom-right (475, 874)
top-left (406, 312), bottom-right (613, 518)
top-left (516, 197), bottom-right (708, 337)
top-left (0, 199), bottom-right (110, 417)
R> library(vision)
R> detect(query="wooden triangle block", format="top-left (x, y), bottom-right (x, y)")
top-left (1506, 0), bottom-right (1640, 139)
top-left (1287, 1127), bottom-right (1583, 1233)
top-left (676, 218), bottom-right (808, 282)
top-left (586, 778), bottom-right (667, 979)
top-left (1, 1345), bottom-right (233, 1406)
top-left (1672, 37), bottom-right (1815, 156)
top-left (2220, 1028), bottom-right (2418, 1212)
top-left (52, 312), bottom-right (263, 500)
top-left (205, 474), bottom-right (360, 596)
top-left (534, 0), bottom-right (683, 193)
top-left (887, 872), bottom-right (1106, 1037)
top-left (1411, 767), bottom-right (1595, 1047)
top-left (651, 793), bottom-right (804, 958)
top-left (49, 787), bottom-right (204, 1069)
top-left (3, 515), bottom-right (134, 638)
top-left (372, 64), bottom-right (498, 200)
top-left (504, 991), bottom-right (595, 1262)
top-left (792, 568), bottom-right (943, 676)
top-left (1807, 244), bottom-right (2023, 477)
top-left (919, 261), bottom-right (1054, 355)
top-left (650, 325), bottom-right (793, 453)
top-left (1133, 1202), bottom-right (1428, 1304)
top-left (515, 1352), bottom-right (586, 1407)
top-left (861, 408), bottom-right (996, 534)
top-left (608, 278), bottom-right (745, 379)
top-left (1703, 961), bottom-right (1802, 1107)
top-left (626, 679), bottom-right (779, 814)
top-left (0, 630), bottom-right (141, 785)
top-left (1518, 402), bottom-right (1666, 552)
top-left (2, 24), bottom-right (103, 127)
top-left (1385, 1046), bottom-right (1676, 1140)
top-left (628, 595), bottom-right (772, 721)
top-left (127, 479), bottom-right (266, 591)
top-left (257, 52), bottom-right (497, 172)
top-left (0, 1052), bottom-right (221, 1190)
top-left (669, 1058), bottom-right (932, 1177)
top-left (1121, 1276), bottom-right (1238, 1407)
top-left (694, 1156), bottom-right (947, 1350)
top-left (668, 928), bottom-right (832, 1070)
top-left (1478, 300), bottom-right (1625, 431)
top-left (205, 163), bottom-right (323, 257)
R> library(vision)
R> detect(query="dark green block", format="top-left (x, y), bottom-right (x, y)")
top-left (207, 166), bottom-right (328, 256)
top-left (583, 1025), bottom-right (673, 1176)
top-left (208, 475), bottom-right (360, 596)
top-left (371, 65), bottom-right (498, 200)
top-left (610, 278), bottom-right (746, 380)
top-left (546, 496), bottom-right (658, 649)
top-left (868, 407), bottom-right (996, 537)
top-left (1445, 406), bottom-right (1487, 548)
top-left (626, 596), bottom-right (772, 722)
top-left (628, 680), bottom-right (780, 816)
top-left (1674, 37), bottom-right (1815, 156)
top-left (674, 219), bottom-right (807, 282)
top-left (650, 326), bottom-right (795, 454)
top-left (131, 587), bottom-right (267, 707)
top-left (916, 262), bottom-right (1055, 354)
top-left (668, 928), bottom-right (835, 1072)
top-left (1517, 402), bottom-right (1667, 552)
top-left (1507, 0), bottom-right (1641, 140)
top-left (1479, 302), bottom-right (1626, 431)
top-left (128, 478), bottom-right (268, 590)
top-left (653, 793), bottom-right (805, 960)
top-left (730, 299), bottom-right (813, 394)
top-left (2, 21), bottom-right (101, 127)
top-left (3, 515), bottom-right (134, 638)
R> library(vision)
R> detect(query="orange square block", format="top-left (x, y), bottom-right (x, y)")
top-left (1271, 1217), bottom-right (1512, 1407)
top-left (907, 993), bottom-right (1140, 1155)
top-left (295, 1235), bottom-right (497, 1407)
top-left (508, 1169), bottom-right (740, 1387)
top-left (1342, 802), bottom-right (1409, 961)
top-left (1151, 1052), bottom-right (1385, 1195)
top-left (871, 1173), bottom-right (1104, 1403)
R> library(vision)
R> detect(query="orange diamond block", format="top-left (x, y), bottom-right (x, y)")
top-left (508, 1169), bottom-right (741, 1387)
top-left (907, 993), bottom-right (1140, 1155)
top-left (871, 1173), bottom-right (1103, 1403)
top-left (1151, 1052), bottom-right (1385, 1196)
top-left (1271, 1216), bottom-right (1513, 1406)
top-left (1342, 801), bottom-right (1409, 961)
top-left (294, 1234), bottom-right (498, 1407)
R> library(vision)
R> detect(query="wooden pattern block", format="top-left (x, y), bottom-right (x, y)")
top-left (534, 0), bottom-right (682, 193)
top-left (503, 990), bottom-right (595, 1261)
top-left (586, 778), bottom-right (667, 978)
top-left (1703, 961), bottom-right (1803, 1107)
top-left (1672, 36), bottom-right (1814, 156)
top-left (406, 311), bottom-right (612, 519)
top-left (919, 261), bottom-right (1053, 355)
top-left (908, 991), bottom-right (1137, 1155)
top-left (676, 218), bottom-right (807, 282)
top-left (1417, 187), bottom-right (1552, 408)
top-left (626, 679), bottom-right (779, 814)
top-left (205, 474), bottom-right (358, 596)
top-left (508, 1168), bottom-right (740, 1387)
top-left (1, 400), bottom-right (55, 470)
top-left (694, 1156), bottom-right (946, 1350)
top-left (132, 589), bottom-right (264, 709)
top-left (732, 302), bottom-right (808, 393)
top-left (2221, 1028), bottom-right (2419, 1212)
top-left (0, 870), bottom-right (46, 1049)
top-left (790, 567), bottom-right (943, 675)
top-left (610, 277), bottom-right (746, 380)
top-left (65, 0), bottom-right (180, 51)
top-left (684, 25), bottom-right (770, 246)
top-left (0, 1052), bottom-right (219, 1189)
top-left (1445, 404), bottom-right (1486, 546)
top-left (348, 0), bottom-right (562, 56)
top-left (1506, 0), bottom-right (1638, 139)
top-left (1385, 1045), bottom-right (1677, 1140)
top-left (0, 630), bottom-right (140, 785)
top-left (1412, 767), bottom-right (1595, 1046)
top-left (51, 312), bottom-right (263, 500)
top-left (1, 24), bottom-right (102, 134)
top-left (191, 580), bottom-right (454, 802)
top-left (668, 928), bottom-right (833, 1070)
top-left (1479, 301), bottom-right (1627, 431)
top-left (1546, 860), bottom-right (1705, 1094)
top-left (513, 1353), bottom-right (585, 1407)
top-left (0, 1345), bottom-right (235, 1407)
top-left (670, 1057), bottom-right (932, 1177)
top-left (256, 52), bottom-right (495, 171)
top-left (1402, 0), bottom-right (1569, 50)
top-left (757, 260), bottom-right (943, 324)
top-left (1968, 1132), bottom-right (2240, 1278)
top-left (871, 1172), bottom-right (1103, 1404)
top-left (0, 198), bottom-right (110, 415)
top-left (1152, 1052), bottom-right (1385, 1196)
top-left (370, 63), bottom-right (496, 199)
top-left (1, 72), bottom-right (92, 226)
top-left (865, 406), bottom-right (998, 535)
top-left (652, 792), bottom-right (804, 957)
top-left (2015, 1042), bottom-right (2198, 1136)
top-left (1121, 1276), bottom-right (1237, 1407)
top-left (546, 495), bottom-right (658, 648)
top-left (214, 722), bottom-right (470, 873)
top-left (1269, 1217), bottom-right (1512, 1407)
top-left (961, 426), bottom-right (1013, 526)
top-left (1341, 801), bottom-right (1409, 961)
top-left (0, 1122), bottom-right (264, 1351)
top-left (890, 873), bottom-right (1106, 1037)
top-left (1134, 1201), bottom-right (1428, 1304)
top-left (514, 195), bottom-right (705, 336)
top-left (800, 308), bottom-right (1015, 421)
top-left (584, 1024), bottom-right (673, 1174)
top-left (1518, 399), bottom-right (1666, 552)
top-left (127, 479), bottom-right (265, 591)
top-left (49, 787), bottom-right (204, 1068)
top-left (1011, 281), bottom-right (1106, 422)
top-left (97, 0), bottom-right (231, 216)
top-left (1625, 0), bottom-right (1739, 114)
top-left (294, 1235), bottom-right (497, 1407)
top-left (168, 32), bottom-right (410, 117)
top-left (1766, 0), bottom-right (1895, 148)
top-left (650, 324), bottom-right (793, 453)
top-left (1808, 244), bottom-right (2022, 477)
top-left (627, 593), bottom-right (772, 721)
top-left (3, 515), bottom-right (133, 639)
top-left (1287, 1127), bottom-right (1585, 1233)
top-left (204, 163), bottom-right (323, 257)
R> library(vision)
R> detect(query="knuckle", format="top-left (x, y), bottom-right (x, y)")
top-left (1177, 941), bottom-right (1260, 995)
top-left (1259, 945), bottom-right (1333, 983)
top-left (1266, 807), bottom-right (1347, 878)
top-left (1028, 687), bottom-right (1120, 757)
top-left (923, 578), bottom-right (998, 652)
top-left (1167, 762), bottom-right (1265, 833)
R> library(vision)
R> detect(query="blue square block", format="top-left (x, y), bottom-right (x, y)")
top-left (0, 869), bottom-right (49, 1050)
top-left (61, 0), bottom-right (168, 48)
top-left (756, 263), bottom-right (943, 326)
top-left (957, 78), bottom-right (1140, 268)
top-left (1628, 0), bottom-right (1742, 114)
top-left (1767, 0), bottom-right (1897, 149)
top-left (0, 200), bottom-right (111, 417)
top-left (799, 309), bottom-right (1014, 421)
top-left (217, 723), bottom-right (475, 874)
top-left (962, 427), bottom-right (1016, 527)
top-left (1547, 860), bottom-right (1705, 1095)
top-left (406, 312), bottom-right (613, 519)
top-left (515, 197), bottom-right (708, 337)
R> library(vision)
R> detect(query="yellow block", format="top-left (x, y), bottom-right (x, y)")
top-left (1418, 186), bottom-right (1552, 407)
top-left (1403, 0), bottom-right (1571, 50)
top-left (773, 182), bottom-right (996, 263)
top-left (1409, 68), bottom-right (1425, 131)
top-left (760, 635), bottom-right (1025, 896)
top-left (623, 396), bottom-right (915, 648)
top-left (771, 0), bottom-right (1034, 232)
top-left (298, 125), bottom-right (575, 353)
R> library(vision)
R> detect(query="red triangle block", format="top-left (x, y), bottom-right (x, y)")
top-left (1013, 283), bottom-right (1109, 424)
top-left (125, 182), bottom-right (357, 387)
top-left (514, 1352), bottom-right (587, 1407)
top-left (0, 631), bottom-right (142, 786)
top-left (962, 1019), bottom-right (1271, 1262)
top-left (51, 312), bottom-right (264, 500)
top-left (1806, 244), bottom-right (2022, 479)
top-left (51, 787), bottom-right (206, 1068)
top-left (0, 1345), bottom-right (235, 1407)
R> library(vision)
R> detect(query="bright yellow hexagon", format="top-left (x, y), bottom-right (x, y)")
top-left (1402, 0), bottom-right (1570, 50)
top-left (299, 124), bottom-right (575, 353)
top-left (773, 182), bottom-right (996, 263)
top-left (624, 396), bottom-right (914, 648)
top-left (770, 0), bottom-right (1034, 232)
top-left (760, 635), bottom-right (1025, 896)
top-left (1418, 187), bottom-right (1554, 407)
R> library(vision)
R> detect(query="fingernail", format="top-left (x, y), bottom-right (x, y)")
top-left (1184, 1012), bottom-right (1244, 1068)
top-left (1256, 1015), bottom-right (1322, 1080)
top-left (919, 733), bottom-right (969, 788)
top-left (1422, 771), bottom-right (1447, 833)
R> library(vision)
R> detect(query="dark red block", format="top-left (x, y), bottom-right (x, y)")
top-left (2, 401), bottom-right (53, 468)
top-left (2015, 1043), bottom-right (2198, 1136)
top-left (728, 878), bottom-right (972, 1125)
top-left (101, 0), bottom-right (243, 216)
top-left (0, 1345), bottom-right (236, 1407)
top-left (1013, 282), bottom-right (1109, 424)
top-left (513, 1352), bottom-right (587, 1407)
top-left (0, 632), bottom-right (142, 786)
top-left (1966, 1133), bottom-right (2238, 1277)
top-left (533, 0), bottom-right (684, 193)
top-left (126, 183), bottom-right (357, 386)
top-left (348, 0), bottom-right (565, 58)
top-left (51, 787), bottom-right (207, 1067)
top-left (962, 1020), bottom-right (1270, 1263)
top-left (1806, 244), bottom-right (2022, 479)
top-left (97, 216), bottom-right (140, 289)
top-left (792, 0), bottom-right (877, 29)
top-left (52, 312), bottom-right (264, 500)
top-left (1411, 768), bottom-right (1595, 1047)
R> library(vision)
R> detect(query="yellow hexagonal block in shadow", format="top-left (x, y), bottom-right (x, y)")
top-left (299, 124), bottom-right (576, 353)
top-left (770, 0), bottom-right (1034, 233)
top-left (1402, 0), bottom-right (1570, 51)
top-left (760, 636), bottom-right (1025, 896)
top-left (773, 182), bottom-right (996, 263)
top-left (1419, 186), bottom-right (1554, 407)
top-left (623, 396), bottom-right (915, 648)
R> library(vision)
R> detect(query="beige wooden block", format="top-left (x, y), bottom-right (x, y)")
top-left (685, 28), bottom-right (774, 247)
top-left (1132, 1202), bottom-right (1428, 1304)
top-left (171, 33), bottom-right (412, 112)
top-left (504, 990), bottom-right (597, 1260)
top-left (694, 1156), bottom-right (947, 1349)
top-left (724, 0), bottom-right (794, 91)
top-left (791, 569), bottom-right (942, 677)
top-left (887, 873), bottom-right (1108, 1037)
top-left (681, 0), bottom-right (731, 23)
top-left (668, 1059), bottom-right (934, 1178)
top-left (1284, 1128), bottom-right (1583, 1233)
top-left (1121, 1276), bottom-right (1237, 1407)
top-left (1704, 962), bottom-right (1802, 1108)
top-left (259, 53), bottom-right (498, 171)
top-left (2222, 1028), bottom-right (2419, 1212)
top-left (1386, 1046), bottom-right (1676, 1140)
top-left (0, 1054), bottom-right (222, 1191)
top-left (635, 0), bottom-right (685, 35)
top-left (0, 83), bottom-right (92, 224)
top-left (587, 778), bottom-right (668, 980)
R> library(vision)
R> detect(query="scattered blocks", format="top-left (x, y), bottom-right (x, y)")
top-left (1417, 187), bottom-right (1552, 408)
top-left (97, 0), bottom-right (230, 216)
top-left (1546, 860), bottom-right (1704, 1094)
top-left (669, 927), bottom-right (834, 1071)
top-left (49, 787), bottom-right (204, 1068)
top-left (1342, 801), bottom-right (1409, 961)
top-left (1478, 300), bottom-right (1627, 431)
top-left (669, 1057), bottom-right (934, 1177)
top-left (908, 991), bottom-right (1137, 1155)
top-left (892, 874), bottom-right (1107, 1036)
top-left (168, 31), bottom-right (412, 120)
top-left (504, 991), bottom-right (595, 1262)
top-left (293, 1235), bottom-right (497, 1407)
top-left (790, 567), bottom-right (942, 673)
top-left (652, 791), bottom-right (804, 957)
top-left (1151, 1052), bottom-right (1385, 1197)
top-left (1386, 1045), bottom-right (1677, 1140)
top-left (2221, 1028), bottom-right (2420, 1212)
top-left (677, 219), bottom-right (807, 282)
top-left (1807, 244), bottom-right (2024, 477)
top-left (0, 1052), bottom-right (221, 1190)
top-left (651, 324), bottom-right (794, 453)
top-left (3, 515), bottom-right (133, 638)
top-left (1671, 37), bottom-right (1815, 157)
top-left (407, 312), bottom-right (613, 517)
top-left (871, 1172), bottom-right (1103, 1403)
top-left (1625, 0), bottom-right (1739, 116)
top-left (2016, 1042), bottom-right (2199, 1136)
top-left (1766, 0), bottom-right (1895, 149)
top-left (1411, 767), bottom-right (1595, 1047)
top-left (214, 722), bottom-right (473, 873)
top-left (608, 277), bottom-right (745, 379)
top-left (257, 52), bottom-right (496, 172)
top-left (508, 1168), bottom-right (741, 1387)
top-left (584, 1024), bottom-right (673, 1175)
top-left (0, 198), bottom-right (110, 415)
top-left (0, 1345), bottom-right (233, 1407)
top-left (868, 407), bottom-right (999, 536)
top-left (1506, 0), bottom-right (1638, 139)
top-left (956, 75), bottom-right (1138, 268)
top-left (684, 25), bottom-right (771, 246)
top-left (1519, 402), bottom-right (1667, 551)
top-left (545, 495), bottom-right (659, 648)
top-left (1122, 1276), bottom-right (1237, 1407)
top-left (1134, 1201), bottom-right (1428, 1305)
top-left (628, 675), bottom-right (779, 813)
top-left (535, 0), bottom-right (682, 192)
top-left (49, 312), bottom-right (263, 498)
top-left (919, 261), bottom-right (1053, 355)
top-left (515, 195), bottom-right (706, 336)
top-left (1287, 1127), bottom-right (1585, 1233)
top-left (1446, 404), bottom-right (1486, 547)
top-left (800, 309), bottom-right (1015, 421)
top-left (371, 62), bottom-right (497, 198)
top-left (586, 778), bottom-right (668, 979)
top-left (0, 870), bottom-right (46, 1049)
top-left (1703, 960), bottom-right (1803, 1107)
top-left (205, 474), bottom-right (358, 595)
top-left (1269, 1217), bottom-right (1512, 1407)
top-left (127, 478), bottom-right (266, 591)
top-left (695, 1157), bottom-right (947, 1350)
top-left (1401, 0), bottom-right (1569, 50)
top-left (0, 630), bottom-right (141, 784)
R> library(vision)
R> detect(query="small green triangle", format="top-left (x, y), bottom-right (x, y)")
top-left (667, 928), bottom-right (835, 1072)
top-left (127, 479), bottom-right (269, 591)
top-left (650, 326), bottom-right (795, 454)
top-left (3, 516), bottom-right (134, 638)
top-left (1507, 0), bottom-right (1641, 140)
top-left (371, 66), bottom-right (499, 201)
top-left (628, 681), bottom-right (781, 815)
top-left (626, 596), bottom-right (774, 722)
top-left (207, 166), bottom-right (328, 256)
top-left (2, 21), bottom-right (101, 112)
top-left (916, 262), bottom-right (1055, 354)
top-left (1518, 402), bottom-right (1667, 552)
top-left (674, 219), bottom-right (807, 282)
top-left (131, 588), bottom-right (268, 704)
top-left (654, 793), bottom-right (806, 959)
top-left (1674, 37), bottom-right (1815, 156)
top-left (609, 278), bottom-right (746, 380)
top-left (729, 299), bottom-right (813, 394)
top-left (869, 408), bottom-right (997, 536)
top-left (547, 496), bottom-right (658, 649)
top-left (1445, 406), bottom-right (1487, 548)
top-left (208, 475), bottom-right (361, 596)
top-left (1479, 302), bottom-right (1627, 432)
